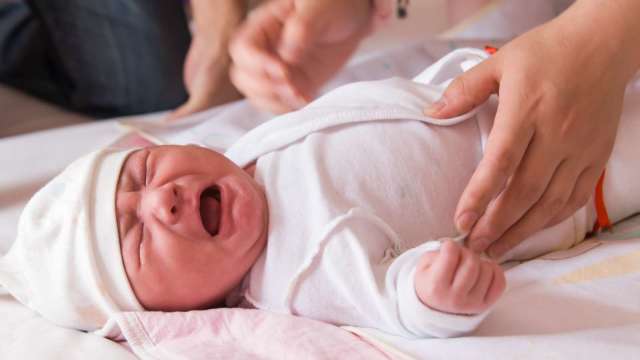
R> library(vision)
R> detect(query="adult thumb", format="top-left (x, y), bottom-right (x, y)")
top-left (167, 99), bottom-right (199, 122)
top-left (424, 59), bottom-right (499, 119)
top-left (167, 76), bottom-right (210, 121)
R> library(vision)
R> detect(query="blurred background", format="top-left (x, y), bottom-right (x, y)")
top-left (0, 0), bottom-right (571, 138)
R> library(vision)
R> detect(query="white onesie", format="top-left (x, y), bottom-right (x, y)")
top-left (225, 49), bottom-right (590, 338)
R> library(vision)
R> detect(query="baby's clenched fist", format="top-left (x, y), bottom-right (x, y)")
top-left (414, 240), bottom-right (506, 315)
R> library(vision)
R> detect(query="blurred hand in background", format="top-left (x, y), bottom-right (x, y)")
top-left (169, 0), bottom-right (248, 120)
top-left (229, 0), bottom-right (373, 114)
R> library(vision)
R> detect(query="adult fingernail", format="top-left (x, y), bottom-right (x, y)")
top-left (456, 212), bottom-right (478, 234)
top-left (424, 99), bottom-right (446, 116)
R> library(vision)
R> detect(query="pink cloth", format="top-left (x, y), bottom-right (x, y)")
top-left (109, 308), bottom-right (389, 359)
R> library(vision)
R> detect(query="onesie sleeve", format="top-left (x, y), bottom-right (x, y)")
top-left (286, 212), bottom-right (492, 339)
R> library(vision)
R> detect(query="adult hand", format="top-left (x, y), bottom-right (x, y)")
top-left (169, 0), bottom-right (246, 120)
top-left (229, 0), bottom-right (372, 114)
top-left (169, 36), bottom-right (242, 120)
top-left (426, 0), bottom-right (640, 258)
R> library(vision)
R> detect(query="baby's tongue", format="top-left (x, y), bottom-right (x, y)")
top-left (200, 195), bottom-right (221, 236)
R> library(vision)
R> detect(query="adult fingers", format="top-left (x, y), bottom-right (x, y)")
top-left (229, 64), bottom-right (278, 97)
top-left (169, 100), bottom-right (201, 121)
top-left (230, 38), bottom-right (290, 85)
top-left (456, 80), bottom-right (535, 239)
top-left (485, 160), bottom-right (578, 258)
top-left (547, 165), bottom-right (601, 227)
top-left (231, 67), bottom-right (292, 113)
top-left (278, 1), bottom-right (325, 63)
top-left (279, 0), bottom-right (369, 63)
top-left (230, 65), bottom-right (305, 111)
top-left (229, 0), bottom-right (290, 82)
top-left (168, 90), bottom-right (226, 121)
top-left (248, 96), bottom-right (294, 114)
top-left (467, 132), bottom-right (556, 252)
top-left (168, 75), bottom-right (217, 121)
top-left (424, 59), bottom-right (499, 118)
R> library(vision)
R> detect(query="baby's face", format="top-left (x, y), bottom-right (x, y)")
top-left (115, 145), bottom-right (268, 311)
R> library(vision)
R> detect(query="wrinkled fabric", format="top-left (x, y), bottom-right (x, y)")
top-left (110, 308), bottom-right (388, 360)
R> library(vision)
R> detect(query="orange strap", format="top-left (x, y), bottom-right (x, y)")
top-left (484, 45), bottom-right (498, 55)
top-left (592, 169), bottom-right (612, 233)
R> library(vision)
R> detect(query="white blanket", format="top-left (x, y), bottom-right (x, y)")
top-left (349, 231), bottom-right (640, 359)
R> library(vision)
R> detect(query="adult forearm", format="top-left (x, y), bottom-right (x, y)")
top-left (191, 0), bottom-right (248, 48)
top-left (554, 0), bottom-right (640, 82)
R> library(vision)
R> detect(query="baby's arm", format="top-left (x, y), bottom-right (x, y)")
top-left (283, 217), bottom-right (505, 339)
top-left (415, 240), bottom-right (505, 316)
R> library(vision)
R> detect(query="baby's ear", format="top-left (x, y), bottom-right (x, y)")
top-left (110, 131), bottom-right (158, 149)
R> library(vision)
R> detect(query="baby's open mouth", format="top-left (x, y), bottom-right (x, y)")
top-left (200, 186), bottom-right (221, 237)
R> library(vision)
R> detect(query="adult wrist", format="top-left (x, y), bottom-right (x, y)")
top-left (554, 0), bottom-right (640, 82)
top-left (191, 0), bottom-right (246, 39)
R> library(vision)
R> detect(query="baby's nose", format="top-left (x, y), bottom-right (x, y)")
top-left (141, 183), bottom-right (180, 225)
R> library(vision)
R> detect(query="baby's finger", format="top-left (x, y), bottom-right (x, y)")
top-left (483, 263), bottom-right (506, 306)
top-left (451, 248), bottom-right (481, 296)
top-left (416, 250), bottom-right (440, 271)
top-left (430, 240), bottom-right (462, 286)
top-left (467, 261), bottom-right (495, 303)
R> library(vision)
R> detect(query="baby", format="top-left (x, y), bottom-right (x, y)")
top-left (1, 49), bottom-right (639, 338)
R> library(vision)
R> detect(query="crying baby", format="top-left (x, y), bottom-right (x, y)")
top-left (2, 48), bottom-right (639, 339)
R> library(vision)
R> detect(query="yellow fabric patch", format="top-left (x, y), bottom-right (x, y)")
top-left (554, 250), bottom-right (640, 285)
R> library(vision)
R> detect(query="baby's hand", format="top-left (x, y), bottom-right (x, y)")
top-left (414, 240), bottom-right (506, 315)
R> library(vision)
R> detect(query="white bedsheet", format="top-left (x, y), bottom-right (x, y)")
top-left (349, 230), bottom-right (640, 359)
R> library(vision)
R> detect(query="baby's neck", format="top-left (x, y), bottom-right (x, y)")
top-left (244, 163), bottom-right (257, 177)
top-left (224, 275), bottom-right (251, 307)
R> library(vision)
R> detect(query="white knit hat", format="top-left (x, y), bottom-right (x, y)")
top-left (0, 148), bottom-right (143, 332)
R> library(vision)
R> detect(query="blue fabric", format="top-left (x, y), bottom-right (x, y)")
top-left (0, 0), bottom-right (190, 118)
